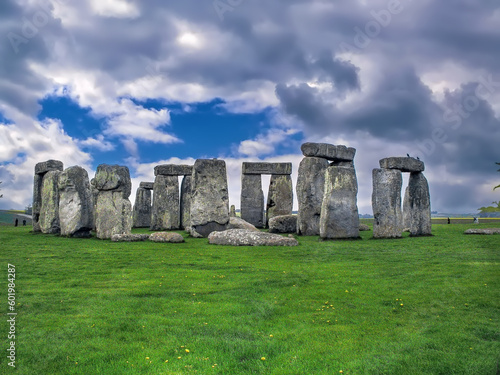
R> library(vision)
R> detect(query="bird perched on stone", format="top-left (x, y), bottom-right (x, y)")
top-left (407, 153), bottom-right (410, 157)
top-left (416, 156), bottom-right (420, 160)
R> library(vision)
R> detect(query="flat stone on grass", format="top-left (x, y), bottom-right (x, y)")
top-left (464, 228), bottom-right (500, 235)
top-left (111, 234), bottom-right (150, 242)
top-left (208, 229), bottom-right (298, 246)
top-left (150, 232), bottom-right (185, 243)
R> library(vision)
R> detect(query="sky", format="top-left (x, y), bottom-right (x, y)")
top-left (1, 0), bottom-right (499, 214)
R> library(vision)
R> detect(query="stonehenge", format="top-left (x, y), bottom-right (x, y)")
top-left (240, 162), bottom-right (293, 228)
top-left (33, 160), bottom-right (64, 233)
top-left (372, 157), bottom-right (431, 238)
top-left (151, 165), bottom-right (192, 231)
top-left (133, 182), bottom-right (153, 228)
top-left (93, 164), bottom-right (133, 239)
top-left (189, 159), bottom-right (230, 237)
top-left (58, 166), bottom-right (93, 237)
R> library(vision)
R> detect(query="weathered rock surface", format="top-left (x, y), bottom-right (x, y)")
top-left (35, 159), bottom-right (64, 175)
top-left (408, 172), bottom-right (432, 236)
top-left (151, 175), bottom-right (180, 230)
top-left (301, 143), bottom-right (356, 161)
top-left (464, 228), bottom-right (500, 235)
top-left (359, 224), bottom-right (371, 231)
top-left (372, 168), bottom-right (403, 238)
top-left (402, 186), bottom-right (411, 229)
top-left (208, 229), bottom-right (299, 246)
top-left (190, 159), bottom-right (230, 237)
top-left (39, 170), bottom-right (62, 234)
top-left (230, 205), bottom-right (236, 217)
top-left (111, 234), bottom-right (150, 242)
top-left (150, 232), bottom-right (185, 243)
top-left (154, 164), bottom-right (193, 176)
top-left (320, 166), bottom-right (360, 239)
top-left (133, 187), bottom-right (152, 228)
top-left (58, 166), bottom-right (93, 237)
top-left (93, 164), bottom-right (132, 198)
top-left (95, 191), bottom-right (132, 239)
top-left (90, 183), bottom-right (99, 230)
top-left (379, 157), bottom-right (424, 173)
top-left (139, 182), bottom-right (154, 190)
top-left (227, 217), bottom-right (259, 231)
top-left (296, 157), bottom-right (329, 235)
top-left (240, 174), bottom-right (264, 228)
top-left (269, 215), bottom-right (297, 233)
top-left (242, 162), bottom-right (292, 175)
top-left (180, 175), bottom-right (192, 230)
top-left (266, 175), bottom-right (293, 226)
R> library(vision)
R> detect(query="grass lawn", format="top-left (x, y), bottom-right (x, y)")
top-left (1, 223), bottom-right (499, 374)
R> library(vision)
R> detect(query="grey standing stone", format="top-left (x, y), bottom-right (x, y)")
top-left (39, 170), bottom-right (62, 234)
top-left (33, 160), bottom-right (64, 232)
top-left (372, 169), bottom-right (403, 238)
top-left (296, 157), bottom-right (329, 235)
top-left (408, 172), bottom-right (432, 236)
top-left (58, 166), bottom-right (93, 237)
top-left (94, 164), bottom-right (132, 239)
top-left (301, 143), bottom-right (356, 161)
top-left (180, 175), bottom-right (192, 230)
top-left (151, 175), bottom-right (180, 230)
top-left (402, 185), bottom-right (411, 229)
top-left (32, 174), bottom-right (43, 232)
top-left (230, 205), bottom-right (236, 217)
top-left (190, 159), bottom-right (229, 237)
top-left (320, 166), bottom-right (360, 239)
top-left (90, 182), bottom-right (99, 231)
top-left (240, 174), bottom-right (265, 228)
top-left (95, 191), bottom-right (132, 239)
top-left (242, 162), bottom-right (292, 175)
top-left (379, 157), bottom-right (424, 173)
top-left (266, 175), bottom-right (293, 226)
top-left (133, 187), bottom-right (152, 228)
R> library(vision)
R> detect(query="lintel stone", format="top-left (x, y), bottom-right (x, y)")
top-left (35, 160), bottom-right (64, 175)
top-left (139, 182), bottom-right (154, 190)
top-left (301, 143), bottom-right (356, 161)
top-left (154, 164), bottom-right (193, 176)
top-left (379, 157), bottom-right (424, 172)
top-left (242, 162), bottom-right (292, 175)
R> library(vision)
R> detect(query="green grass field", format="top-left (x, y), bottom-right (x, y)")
top-left (1, 223), bottom-right (499, 374)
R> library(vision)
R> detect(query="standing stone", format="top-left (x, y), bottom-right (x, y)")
top-left (33, 160), bottom-right (63, 232)
top-left (408, 172), bottom-right (432, 236)
top-left (94, 164), bottom-right (132, 239)
top-left (133, 187), bottom-right (152, 228)
top-left (320, 166), bottom-right (360, 239)
top-left (39, 170), bottom-right (62, 234)
top-left (58, 166), bottom-right (93, 237)
top-left (180, 175), bottom-right (192, 230)
top-left (372, 169), bottom-right (403, 238)
top-left (95, 191), bottom-right (132, 239)
top-left (230, 205), bottom-right (236, 217)
top-left (266, 175), bottom-right (293, 226)
top-left (190, 159), bottom-right (229, 237)
top-left (151, 175), bottom-right (180, 231)
top-left (241, 174), bottom-right (265, 228)
top-left (402, 186), bottom-right (411, 229)
top-left (296, 157), bottom-right (329, 235)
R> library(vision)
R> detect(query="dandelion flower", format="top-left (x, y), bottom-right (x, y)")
top-left (185, 349), bottom-right (190, 353)
top-left (261, 357), bottom-right (266, 361)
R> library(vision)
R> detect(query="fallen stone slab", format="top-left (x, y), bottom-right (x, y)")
top-left (242, 162), bottom-right (292, 175)
top-left (208, 229), bottom-right (298, 246)
top-left (269, 215), bottom-right (297, 233)
top-left (150, 232), bottom-right (185, 243)
top-left (301, 143), bottom-right (356, 161)
top-left (359, 224), bottom-right (371, 231)
top-left (464, 228), bottom-right (500, 235)
top-left (379, 157), bottom-right (424, 173)
top-left (227, 217), bottom-right (259, 231)
top-left (111, 234), bottom-right (150, 242)
top-left (35, 160), bottom-right (64, 175)
top-left (154, 164), bottom-right (193, 176)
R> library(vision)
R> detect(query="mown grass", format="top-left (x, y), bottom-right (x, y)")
top-left (1, 222), bottom-right (499, 375)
